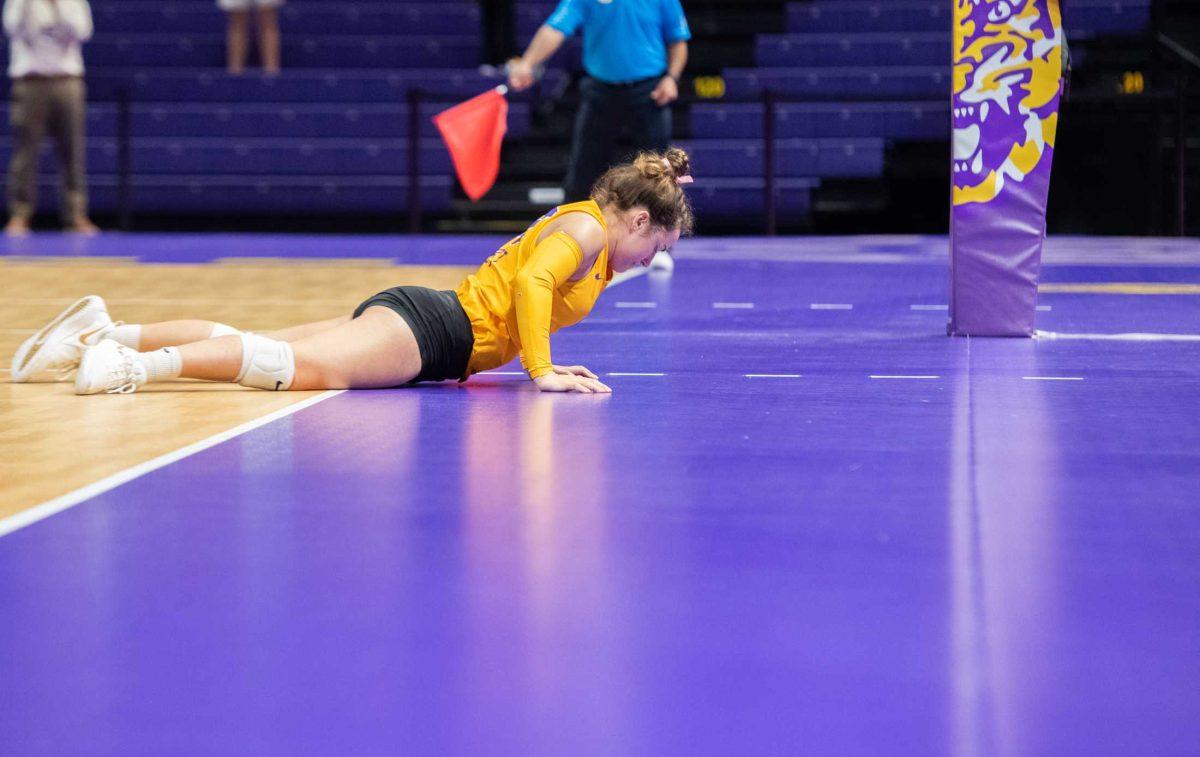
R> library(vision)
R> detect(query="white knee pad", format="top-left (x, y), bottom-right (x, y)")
top-left (209, 322), bottom-right (241, 339)
top-left (236, 333), bottom-right (295, 391)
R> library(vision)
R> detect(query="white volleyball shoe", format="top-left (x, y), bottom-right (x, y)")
top-left (11, 295), bottom-right (115, 382)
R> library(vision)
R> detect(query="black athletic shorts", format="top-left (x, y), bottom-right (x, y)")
top-left (353, 286), bottom-right (474, 384)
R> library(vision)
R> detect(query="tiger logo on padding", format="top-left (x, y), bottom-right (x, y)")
top-left (952, 0), bottom-right (1063, 206)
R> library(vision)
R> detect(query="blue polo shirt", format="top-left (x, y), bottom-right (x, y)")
top-left (547, 0), bottom-right (691, 84)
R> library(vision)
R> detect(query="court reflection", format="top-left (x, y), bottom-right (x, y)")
top-left (461, 390), bottom-right (630, 735)
top-left (463, 390), bottom-right (614, 566)
top-left (948, 341), bottom-right (1064, 757)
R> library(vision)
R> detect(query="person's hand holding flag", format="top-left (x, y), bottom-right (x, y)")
top-left (507, 59), bottom-right (537, 91)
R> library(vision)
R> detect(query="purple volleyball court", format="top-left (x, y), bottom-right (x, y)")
top-left (2, 234), bottom-right (1198, 753)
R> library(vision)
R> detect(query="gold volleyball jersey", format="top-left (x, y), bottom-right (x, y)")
top-left (455, 200), bottom-right (613, 379)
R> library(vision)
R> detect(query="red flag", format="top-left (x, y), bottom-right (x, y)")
top-left (433, 87), bottom-right (509, 202)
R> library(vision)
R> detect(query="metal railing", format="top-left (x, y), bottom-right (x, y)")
top-left (116, 87), bottom-right (132, 232)
top-left (1158, 33), bottom-right (1197, 236)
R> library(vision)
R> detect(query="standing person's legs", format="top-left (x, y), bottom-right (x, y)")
top-left (49, 78), bottom-right (96, 233)
top-left (564, 78), bottom-right (622, 203)
top-left (224, 8), bottom-right (251, 74)
top-left (256, 5), bottom-right (282, 75)
top-left (625, 78), bottom-right (673, 156)
top-left (6, 79), bottom-right (49, 235)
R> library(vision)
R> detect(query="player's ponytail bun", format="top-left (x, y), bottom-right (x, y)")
top-left (591, 148), bottom-right (695, 234)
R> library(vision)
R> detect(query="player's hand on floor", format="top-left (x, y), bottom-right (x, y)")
top-left (552, 364), bottom-right (599, 380)
top-left (534, 371), bottom-right (611, 394)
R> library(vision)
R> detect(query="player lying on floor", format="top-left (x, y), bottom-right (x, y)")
top-left (12, 149), bottom-right (694, 395)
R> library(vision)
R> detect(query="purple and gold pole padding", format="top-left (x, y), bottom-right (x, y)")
top-left (949, 0), bottom-right (1065, 336)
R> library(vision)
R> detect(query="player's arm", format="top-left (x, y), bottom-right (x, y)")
top-left (510, 0), bottom-right (585, 91)
top-left (651, 42), bottom-right (688, 105)
top-left (652, 0), bottom-right (691, 105)
top-left (513, 216), bottom-right (611, 393)
top-left (509, 25), bottom-right (566, 90)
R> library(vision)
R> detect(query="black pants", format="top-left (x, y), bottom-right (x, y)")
top-left (353, 287), bottom-right (474, 384)
top-left (564, 75), bottom-right (672, 203)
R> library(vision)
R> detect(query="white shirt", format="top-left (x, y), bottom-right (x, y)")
top-left (3, 0), bottom-right (92, 78)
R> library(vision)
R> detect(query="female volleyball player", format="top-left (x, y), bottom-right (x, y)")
top-left (12, 149), bottom-right (694, 395)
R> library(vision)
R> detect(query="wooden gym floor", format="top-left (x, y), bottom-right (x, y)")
top-left (0, 254), bottom-right (471, 520)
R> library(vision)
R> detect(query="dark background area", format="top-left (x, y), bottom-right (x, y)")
top-left (8, 0), bottom-right (1197, 237)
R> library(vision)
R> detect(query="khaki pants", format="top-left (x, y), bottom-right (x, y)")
top-left (6, 76), bottom-right (89, 222)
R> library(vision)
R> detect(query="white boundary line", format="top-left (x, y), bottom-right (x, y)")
top-left (910, 304), bottom-right (949, 311)
top-left (1022, 376), bottom-right (1083, 381)
top-left (811, 303), bottom-right (854, 310)
top-left (713, 302), bottom-right (755, 309)
top-left (870, 375), bottom-right (941, 380)
top-left (0, 390), bottom-right (346, 539)
top-left (745, 373), bottom-right (802, 378)
top-left (615, 301), bottom-right (657, 309)
top-left (1037, 330), bottom-right (1200, 342)
top-left (607, 372), bottom-right (665, 377)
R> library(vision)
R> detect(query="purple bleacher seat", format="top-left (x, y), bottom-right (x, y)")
top-left (687, 178), bottom-right (816, 218)
top-left (681, 139), bottom-right (885, 179)
top-left (0, 139), bottom-right (453, 176)
top-left (86, 35), bottom-right (481, 70)
top-left (757, 33), bottom-right (947, 68)
top-left (0, 1), bottom-right (490, 217)
top-left (758, 29), bottom-right (1100, 69)
top-left (283, 2), bottom-right (481, 36)
top-left (689, 102), bottom-right (948, 141)
top-left (95, 2), bottom-right (479, 36)
top-left (0, 70), bottom-right (513, 104)
top-left (1063, 1), bottom-right (1152, 35)
top-left (722, 67), bottom-right (949, 100)
top-left (515, 1), bottom-right (559, 39)
top-left (787, 1), bottom-right (952, 34)
top-left (80, 69), bottom-right (490, 103)
top-left (0, 102), bottom-right (530, 140)
top-left (786, 0), bottom-right (1149, 35)
top-left (35, 176), bottom-right (454, 214)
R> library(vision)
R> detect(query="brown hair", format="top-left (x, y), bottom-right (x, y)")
top-left (591, 147), bottom-right (695, 235)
